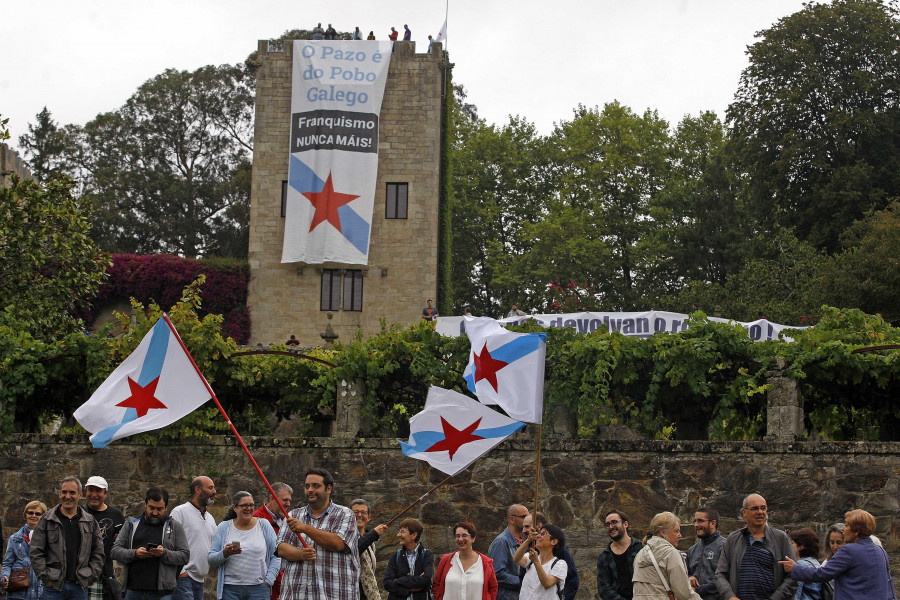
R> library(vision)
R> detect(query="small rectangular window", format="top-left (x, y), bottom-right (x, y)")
top-left (281, 181), bottom-right (288, 217)
top-left (342, 270), bottom-right (363, 312)
top-left (321, 269), bottom-right (341, 311)
top-left (385, 182), bottom-right (408, 219)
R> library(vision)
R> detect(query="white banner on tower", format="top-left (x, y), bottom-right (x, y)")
top-left (281, 40), bottom-right (393, 265)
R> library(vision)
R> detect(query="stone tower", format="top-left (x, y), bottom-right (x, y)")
top-left (247, 40), bottom-right (448, 345)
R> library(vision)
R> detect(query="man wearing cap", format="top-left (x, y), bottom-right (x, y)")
top-left (83, 477), bottom-right (125, 600)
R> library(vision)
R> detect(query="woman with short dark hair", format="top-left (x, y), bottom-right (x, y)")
top-left (433, 522), bottom-right (498, 600)
top-left (788, 529), bottom-right (823, 600)
top-left (513, 523), bottom-right (567, 600)
top-left (780, 509), bottom-right (896, 599)
top-left (385, 518), bottom-right (434, 600)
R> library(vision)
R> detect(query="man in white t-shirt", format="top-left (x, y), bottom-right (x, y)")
top-left (169, 476), bottom-right (217, 600)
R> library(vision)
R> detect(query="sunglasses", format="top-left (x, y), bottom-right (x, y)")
top-left (26, 511), bottom-right (44, 516)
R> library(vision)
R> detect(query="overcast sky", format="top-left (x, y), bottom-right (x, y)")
top-left (2, 0), bottom-right (810, 151)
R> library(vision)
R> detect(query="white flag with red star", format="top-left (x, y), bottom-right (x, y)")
top-left (462, 317), bottom-right (547, 423)
top-left (401, 386), bottom-right (525, 476)
top-left (74, 316), bottom-right (211, 448)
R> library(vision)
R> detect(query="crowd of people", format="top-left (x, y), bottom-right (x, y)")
top-left (1, 475), bottom-right (895, 600)
top-left (310, 22), bottom-right (416, 43)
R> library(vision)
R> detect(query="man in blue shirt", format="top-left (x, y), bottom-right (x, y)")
top-left (488, 505), bottom-right (528, 600)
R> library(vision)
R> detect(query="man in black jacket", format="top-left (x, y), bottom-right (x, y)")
top-left (384, 518), bottom-right (433, 600)
top-left (596, 509), bottom-right (642, 600)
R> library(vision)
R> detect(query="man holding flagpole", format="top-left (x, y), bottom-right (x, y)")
top-left (276, 468), bottom-right (359, 600)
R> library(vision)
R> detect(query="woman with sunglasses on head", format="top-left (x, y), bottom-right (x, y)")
top-left (433, 522), bottom-right (498, 600)
top-left (208, 492), bottom-right (281, 600)
top-left (512, 523), bottom-right (567, 600)
top-left (0, 501), bottom-right (48, 600)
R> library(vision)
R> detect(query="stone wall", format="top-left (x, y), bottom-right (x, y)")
top-left (247, 40), bottom-right (446, 346)
top-left (1, 435), bottom-right (898, 598)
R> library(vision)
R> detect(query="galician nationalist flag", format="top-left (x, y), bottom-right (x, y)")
top-left (400, 386), bottom-right (525, 476)
top-left (74, 316), bottom-right (212, 448)
top-left (462, 317), bottom-right (547, 423)
top-left (435, 18), bottom-right (447, 45)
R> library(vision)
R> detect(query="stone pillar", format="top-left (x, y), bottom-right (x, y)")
top-left (334, 378), bottom-right (365, 438)
top-left (551, 400), bottom-right (578, 437)
top-left (765, 358), bottom-right (804, 441)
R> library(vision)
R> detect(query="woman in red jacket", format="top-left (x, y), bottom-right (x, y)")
top-left (433, 522), bottom-right (498, 600)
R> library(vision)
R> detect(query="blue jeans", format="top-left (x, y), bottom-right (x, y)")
top-left (124, 592), bottom-right (173, 600)
top-left (221, 584), bottom-right (269, 600)
top-left (42, 582), bottom-right (87, 600)
top-left (172, 577), bottom-right (204, 600)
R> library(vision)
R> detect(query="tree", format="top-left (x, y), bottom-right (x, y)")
top-left (649, 112), bottom-right (749, 293)
top-left (18, 107), bottom-right (69, 182)
top-left (0, 176), bottom-right (108, 338)
top-left (727, 0), bottom-right (900, 252)
top-left (449, 86), bottom-right (552, 316)
top-left (73, 64), bottom-right (254, 258)
top-left (820, 200), bottom-right (900, 322)
top-left (532, 102), bottom-right (672, 310)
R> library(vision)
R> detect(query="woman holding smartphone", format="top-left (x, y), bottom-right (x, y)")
top-left (208, 492), bottom-right (281, 600)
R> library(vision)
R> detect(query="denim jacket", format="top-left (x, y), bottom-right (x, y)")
top-left (1, 525), bottom-right (43, 600)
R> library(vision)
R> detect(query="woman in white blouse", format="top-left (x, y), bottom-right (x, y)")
top-left (512, 524), bottom-right (568, 600)
top-left (433, 522), bottom-right (498, 600)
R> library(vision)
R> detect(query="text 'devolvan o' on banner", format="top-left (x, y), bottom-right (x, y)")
top-left (281, 41), bottom-right (393, 265)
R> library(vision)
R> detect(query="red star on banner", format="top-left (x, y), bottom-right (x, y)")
top-left (425, 417), bottom-right (485, 460)
top-left (303, 172), bottom-right (360, 233)
top-left (473, 343), bottom-right (508, 392)
top-left (116, 377), bottom-right (167, 418)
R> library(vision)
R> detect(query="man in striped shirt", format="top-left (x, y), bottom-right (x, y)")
top-left (715, 493), bottom-right (797, 600)
top-left (276, 468), bottom-right (359, 600)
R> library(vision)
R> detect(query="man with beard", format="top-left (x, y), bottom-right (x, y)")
top-left (169, 476), bottom-right (217, 600)
top-left (111, 487), bottom-right (189, 600)
top-left (715, 493), bottom-right (796, 600)
top-left (596, 509), bottom-right (642, 600)
top-left (276, 467), bottom-right (359, 600)
top-left (687, 507), bottom-right (724, 600)
top-left (83, 477), bottom-right (125, 600)
top-left (489, 504), bottom-right (529, 600)
top-left (350, 499), bottom-right (388, 600)
top-left (253, 482), bottom-right (293, 600)
top-left (31, 476), bottom-right (104, 600)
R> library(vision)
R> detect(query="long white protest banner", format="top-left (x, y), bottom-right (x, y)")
top-left (436, 311), bottom-right (801, 342)
top-left (282, 40), bottom-right (393, 265)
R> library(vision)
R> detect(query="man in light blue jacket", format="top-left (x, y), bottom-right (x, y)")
top-left (488, 504), bottom-right (529, 600)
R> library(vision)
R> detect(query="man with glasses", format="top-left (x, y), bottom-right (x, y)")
top-left (687, 507), bottom-right (724, 600)
top-left (488, 504), bottom-right (529, 600)
top-left (350, 499), bottom-right (388, 600)
top-left (596, 509), bottom-right (642, 600)
top-left (715, 493), bottom-right (796, 600)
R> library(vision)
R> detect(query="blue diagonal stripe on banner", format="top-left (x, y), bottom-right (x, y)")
top-left (465, 332), bottom-right (546, 393)
top-left (400, 421), bottom-right (525, 456)
top-left (91, 319), bottom-right (171, 448)
top-left (289, 155), bottom-right (325, 193)
top-left (337, 205), bottom-right (370, 253)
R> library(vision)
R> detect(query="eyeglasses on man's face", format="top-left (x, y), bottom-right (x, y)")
top-left (605, 520), bottom-right (622, 528)
top-left (743, 505), bottom-right (768, 513)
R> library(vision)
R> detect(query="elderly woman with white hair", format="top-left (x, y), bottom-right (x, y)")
top-left (632, 512), bottom-right (701, 600)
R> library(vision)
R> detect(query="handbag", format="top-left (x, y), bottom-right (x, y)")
top-left (645, 546), bottom-right (676, 600)
top-left (7, 567), bottom-right (30, 592)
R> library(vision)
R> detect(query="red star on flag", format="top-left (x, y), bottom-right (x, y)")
top-left (116, 377), bottom-right (167, 418)
top-left (473, 343), bottom-right (508, 392)
top-left (303, 172), bottom-right (360, 233)
top-left (425, 417), bottom-right (485, 460)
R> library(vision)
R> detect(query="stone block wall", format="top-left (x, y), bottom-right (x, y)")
top-left (247, 40), bottom-right (445, 346)
top-left (1, 435), bottom-right (897, 598)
